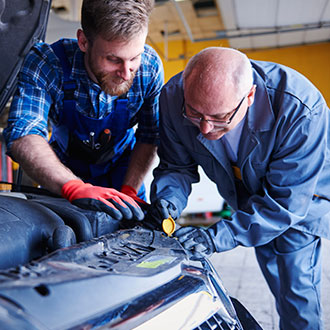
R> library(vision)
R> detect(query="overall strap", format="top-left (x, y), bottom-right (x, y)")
top-left (50, 40), bottom-right (76, 111)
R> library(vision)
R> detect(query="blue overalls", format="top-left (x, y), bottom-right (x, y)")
top-left (49, 40), bottom-right (145, 198)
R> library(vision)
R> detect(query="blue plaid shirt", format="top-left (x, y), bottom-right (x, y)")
top-left (4, 39), bottom-right (164, 153)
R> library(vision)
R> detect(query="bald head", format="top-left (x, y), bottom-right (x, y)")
top-left (182, 47), bottom-right (255, 140)
top-left (183, 47), bottom-right (253, 104)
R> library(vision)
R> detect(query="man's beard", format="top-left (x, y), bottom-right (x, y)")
top-left (88, 53), bottom-right (136, 96)
top-left (95, 70), bottom-right (136, 96)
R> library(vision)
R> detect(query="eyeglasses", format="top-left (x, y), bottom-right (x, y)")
top-left (182, 95), bottom-right (246, 127)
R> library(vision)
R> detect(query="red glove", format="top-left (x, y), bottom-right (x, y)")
top-left (62, 180), bottom-right (144, 221)
top-left (121, 185), bottom-right (147, 205)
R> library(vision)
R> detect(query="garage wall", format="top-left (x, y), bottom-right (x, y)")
top-left (152, 40), bottom-right (330, 105)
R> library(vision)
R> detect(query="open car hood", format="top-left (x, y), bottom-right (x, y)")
top-left (0, 0), bottom-right (51, 113)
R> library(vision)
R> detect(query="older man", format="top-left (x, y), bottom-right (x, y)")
top-left (4, 0), bottom-right (163, 221)
top-left (147, 47), bottom-right (330, 329)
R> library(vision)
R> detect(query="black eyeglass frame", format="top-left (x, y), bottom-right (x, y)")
top-left (182, 94), bottom-right (247, 126)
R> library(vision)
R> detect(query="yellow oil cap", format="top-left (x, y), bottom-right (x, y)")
top-left (162, 216), bottom-right (176, 236)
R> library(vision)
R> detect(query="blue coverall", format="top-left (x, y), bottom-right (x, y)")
top-left (151, 61), bottom-right (330, 329)
top-left (49, 40), bottom-right (137, 190)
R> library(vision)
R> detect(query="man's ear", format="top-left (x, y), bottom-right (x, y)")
top-left (247, 84), bottom-right (257, 107)
top-left (77, 29), bottom-right (89, 53)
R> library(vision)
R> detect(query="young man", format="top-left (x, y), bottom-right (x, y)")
top-left (147, 47), bottom-right (329, 329)
top-left (4, 0), bottom-right (164, 221)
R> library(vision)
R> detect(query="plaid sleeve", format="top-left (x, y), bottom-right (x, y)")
top-left (134, 45), bottom-right (164, 145)
top-left (4, 43), bottom-right (62, 153)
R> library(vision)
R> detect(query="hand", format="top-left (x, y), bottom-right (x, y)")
top-left (144, 199), bottom-right (179, 231)
top-left (62, 180), bottom-right (144, 221)
top-left (174, 226), bottom-right (215, 260)
top-left (121, 185), bottom-right (147, 206)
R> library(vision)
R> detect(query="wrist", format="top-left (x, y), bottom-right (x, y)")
top-left (121, 184), bottom-right (137, 196)
top-left (61, 179), bottom-right (85, 199)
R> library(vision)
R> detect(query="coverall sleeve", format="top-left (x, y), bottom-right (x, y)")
top-left (150, 83), bottom-right (200, 215)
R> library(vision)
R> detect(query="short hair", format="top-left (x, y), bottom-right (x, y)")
top-left (81, 0), bottom-right (154, 42)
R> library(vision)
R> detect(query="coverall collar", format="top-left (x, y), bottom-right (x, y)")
top-left (247, 69), bottom-right (275, 132)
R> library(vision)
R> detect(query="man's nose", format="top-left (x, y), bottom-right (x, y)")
top-left (199, 119), bottom-right (214, 134)
top-left (118, 62), bottom-right (132, 81)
